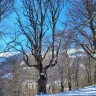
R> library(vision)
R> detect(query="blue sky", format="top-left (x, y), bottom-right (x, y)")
top-left (0, 0), bottom-right (67, 52)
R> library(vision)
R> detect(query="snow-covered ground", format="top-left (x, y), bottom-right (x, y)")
top-left (38, 85), bottom-right (96, 96)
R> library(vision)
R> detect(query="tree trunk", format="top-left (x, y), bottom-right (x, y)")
top-left (37, 76), bottom-right (47, 94)
top-left (75, 74), bottom-right (79, 89)
top-left (94, 64), bottom-right (96, 84)
top-left (61, 81), bottom-right (64, 92)
top-left (68, 82), bottom-right (72, 91)
top-left (36, 61), bottom-right (47, 94)
top-left (67, 69), bottom-right (72, 91)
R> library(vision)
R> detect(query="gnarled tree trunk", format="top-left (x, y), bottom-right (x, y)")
top-left (37, 73), bottom-right (47, 94)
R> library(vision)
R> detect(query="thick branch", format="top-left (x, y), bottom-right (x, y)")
top-left (81, 44), bottom-right (96, 60)
top-left (43, 59), bottom-right (57, 70)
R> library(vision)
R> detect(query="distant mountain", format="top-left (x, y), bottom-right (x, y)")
top-left (0, 52), bottom-right (23, 62)
top-left (0, 52), bottom-right (23, 77)
top-left (67, 48), bottom-right (85, 57)
top-left (0, 49), bottom-right (86, 79)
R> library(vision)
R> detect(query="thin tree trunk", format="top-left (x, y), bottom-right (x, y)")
top-left (94, 64), bottom-right (96, 84)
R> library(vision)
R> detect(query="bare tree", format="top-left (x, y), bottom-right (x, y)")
top-left (58, 56), bottom-right (65, 92)
top-left (84, 54), bottom-right (92, 86)
top-left (59, 31), bottom-right (75, 91)
top-left (93, 61), bottom-right (96, 84)
top-left (5, 0), bottom-right (65, 94)
top-left (10, 60), bottom-right (21, 96)
top-left (67, 0), bottom-right (96, 60)
top-left (72, 55), bottom-right (80, 89)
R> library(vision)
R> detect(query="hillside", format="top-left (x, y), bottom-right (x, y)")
top-left (0, 51), bottom-right (96, 96)
top-left (38, 85), bottom-right (96, 96)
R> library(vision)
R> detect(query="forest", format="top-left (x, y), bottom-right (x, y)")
top-left (0, 0), bottom-right (96, 96)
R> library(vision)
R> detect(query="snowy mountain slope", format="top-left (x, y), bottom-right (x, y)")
top-left (0, 52), bottom-right (23, 62)
top-left (0, 49), bottom-right (88, 79)
top-left (0, 52), bottom-right (23, 77)
top-left (38, 85), bottom-right (96, 96)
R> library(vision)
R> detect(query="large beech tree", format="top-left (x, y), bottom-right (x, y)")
top-left (6, 0), bottom-right (65, 94)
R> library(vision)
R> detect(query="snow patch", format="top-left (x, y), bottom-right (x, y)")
top-left (2, 73), bottom-right (13, 79)
top-left (36, 85), bottom-right (96, 96)
top-left (0, 52), bottom-right (21, 57)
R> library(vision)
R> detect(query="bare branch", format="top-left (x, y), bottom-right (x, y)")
top-left (68, 0), bottom-right (96, 59)
top-left (81, 44), bottom-right (96, 60)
